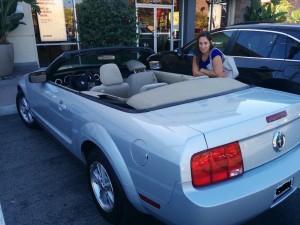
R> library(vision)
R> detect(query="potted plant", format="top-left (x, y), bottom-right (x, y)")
top-left (0, 0), bottom-right (39, 77)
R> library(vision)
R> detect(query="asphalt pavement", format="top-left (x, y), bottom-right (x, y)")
top-left (0, 114), bottom-right (163, 225)
top-left (0, 114), bottom-right (300, 225)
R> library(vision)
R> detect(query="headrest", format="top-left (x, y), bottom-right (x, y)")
top-left (125, 60), bottom-right (146, 72)
top-left (100, 63), bottom-right (123, 85)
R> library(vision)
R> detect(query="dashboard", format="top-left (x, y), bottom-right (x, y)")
top-left (50, 62), bottom-right (142, 91)
top-left (52, 68), bottom-right (102, 91)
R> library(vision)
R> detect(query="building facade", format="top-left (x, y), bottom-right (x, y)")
top-left (7, 0), bottom-right (292, 69)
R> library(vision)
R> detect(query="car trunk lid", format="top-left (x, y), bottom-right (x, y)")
top-left (152, 87), bottom-right (300, 171)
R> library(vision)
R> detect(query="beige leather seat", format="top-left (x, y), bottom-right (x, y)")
top-left (90, 63), bottom-right (129, 98)
top-left (126, 71), bottom-right (167, 96)
top-left (125, 60), bottom-right (147, 73)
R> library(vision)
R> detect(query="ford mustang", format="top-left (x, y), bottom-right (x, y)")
top-left (16, 47), bottom-right (300, 225)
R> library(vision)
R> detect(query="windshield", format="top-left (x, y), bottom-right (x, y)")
top-left (56, 48), bottom-right (154, 72)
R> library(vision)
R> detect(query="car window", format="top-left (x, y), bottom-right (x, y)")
top-left (211, 31), bottom-right (234, 51)
top-left (183, 41), bottom-right (196, 55)
top-left (182, 31), bottom-right (233, 55)
top-left (286, 38), bottom-right (300, 60)
top-left (232, 31), bottom-right (277, 58)
top-left (270, 34), bottom-right (287, 59)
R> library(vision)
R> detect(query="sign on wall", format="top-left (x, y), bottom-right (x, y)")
top-left (37, 0), bottom-right (67, 42)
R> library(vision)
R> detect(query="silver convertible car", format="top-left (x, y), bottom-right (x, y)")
top-left (16, 47), bottom-right (300, 225)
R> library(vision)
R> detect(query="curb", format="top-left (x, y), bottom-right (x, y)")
top-left (0, 105), bottom-right (17, 116)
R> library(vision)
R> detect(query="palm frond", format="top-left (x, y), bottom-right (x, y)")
top-left (0, 0), bottom-right (40, 43)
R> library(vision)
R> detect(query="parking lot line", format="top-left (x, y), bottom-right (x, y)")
top-left (0, 203), bottom-right (6, 225)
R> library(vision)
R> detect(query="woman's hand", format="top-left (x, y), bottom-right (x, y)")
top-left (199, 68), bottom-right (218, 77)
top-left (199, 56), bottom-right (225, 77)
top-left (193, 55), bottom-right (225, 77)
top-left (194, 70), bottom-right (206, 77)
top-left (192, 56), bottom-right (206, 77)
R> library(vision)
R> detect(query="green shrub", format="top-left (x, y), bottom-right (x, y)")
top-left (289, 9), bottom-right (300, 23)
top-left (244, 0), bottom-right (287, 22)
top-left (77, 0), bottom-right (136, 48)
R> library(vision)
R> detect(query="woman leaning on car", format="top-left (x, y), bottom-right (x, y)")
top-left (192, 32), bottom-right (225, 78)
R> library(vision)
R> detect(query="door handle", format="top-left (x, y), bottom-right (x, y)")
top-left (58, 100), bottom-right (67, 111)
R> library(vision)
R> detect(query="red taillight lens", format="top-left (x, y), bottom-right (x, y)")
top-left (191, 142), bottom-right (244, 187)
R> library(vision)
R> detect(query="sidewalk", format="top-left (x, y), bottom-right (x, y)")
top-left (0, 75), bottom-right (19, 116)
top-left (0, 65), bottom-right (37, 116)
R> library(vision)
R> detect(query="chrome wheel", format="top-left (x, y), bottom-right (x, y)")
top-left (18, 96), bottom-right (34, 124)
top-left (90, 161), bottom-right (115, 212)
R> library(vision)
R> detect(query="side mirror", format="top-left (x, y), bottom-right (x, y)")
top-left (29, 71), bottom-right (47, 83)
top-left (149, 60), bottom-right (161, 70)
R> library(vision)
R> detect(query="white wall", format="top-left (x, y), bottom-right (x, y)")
top-left (7, 3), bottom-right (38, 64)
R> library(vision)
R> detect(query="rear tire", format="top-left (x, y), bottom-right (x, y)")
top-left (87, 149), bottom-right (134, 224)
top-left (16, 92), bottom-right (37, 128)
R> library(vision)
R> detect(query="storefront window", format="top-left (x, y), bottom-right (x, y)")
top-left (37, 45), bottom-right (78, 67)
top-left (136, 0), bottom-right (173, 4)
top-left (137, 8), bottom-right (154, 49)
top-left (195, 0), bottom-right (228, 36)
top-left (173, 0), bottom-right (181, 49)
top-left (136, 0), bottom-right (181, 51)
top-left (195, 0), bottom-right (209, 35)
top-left (32, 0), bottom-right (78, 66)
top-left (211, 0), bottom-right (228, 30)
top-left (33, 0), bottom-right (77, 44)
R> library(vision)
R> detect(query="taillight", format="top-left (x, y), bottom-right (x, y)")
top-left (191, 142), bottom-right (244, 187)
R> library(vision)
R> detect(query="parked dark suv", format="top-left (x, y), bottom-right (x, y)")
top-left (147, 23), bottom-right (300, 94)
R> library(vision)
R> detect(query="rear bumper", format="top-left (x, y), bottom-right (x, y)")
top-left (160, 145), bottom-right (300, 225)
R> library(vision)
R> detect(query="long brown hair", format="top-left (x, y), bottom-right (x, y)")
top-left (195, 32), bottom-right (214, 63)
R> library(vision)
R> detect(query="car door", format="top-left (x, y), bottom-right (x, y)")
top-left (230, 30), bottom-right (284, 86)
top-left (159, 30), bottom-right (235, 75)
top-left (27, 80), bottom-right (75, 149)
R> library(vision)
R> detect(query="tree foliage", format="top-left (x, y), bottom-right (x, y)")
top-left (276, 0), bottom-right (300, 23)
top-left (244, 0), bottom-right (287, 22)
top-left (275, 0), bottom-right (293, 14)
top-left (0, 0), bottom-right (39, 44)
top-left (77, 0), bottom-right (136, 48)
top-left (289, 9), bottom-right (300, 23)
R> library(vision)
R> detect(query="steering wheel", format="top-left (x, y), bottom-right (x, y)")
top-left (70, 73), bottom-right (90, 91)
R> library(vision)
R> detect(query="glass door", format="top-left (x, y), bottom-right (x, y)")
top-left (137, 4), bottom-right (174, 52)
top-left (156, 7), bottom-right (173, 52)
top-left (137, 7), bottom-right (155, 50)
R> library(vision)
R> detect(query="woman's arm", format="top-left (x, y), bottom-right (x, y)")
top-left (200, 55), bottom-right (225, 77)
top-left (192, 56), bottom-right (205, 77)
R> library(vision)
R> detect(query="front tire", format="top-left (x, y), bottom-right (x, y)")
top-left (16, 92), bottom-right (37, 128)
top-left (87, 149), bottom-right (133, 224)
